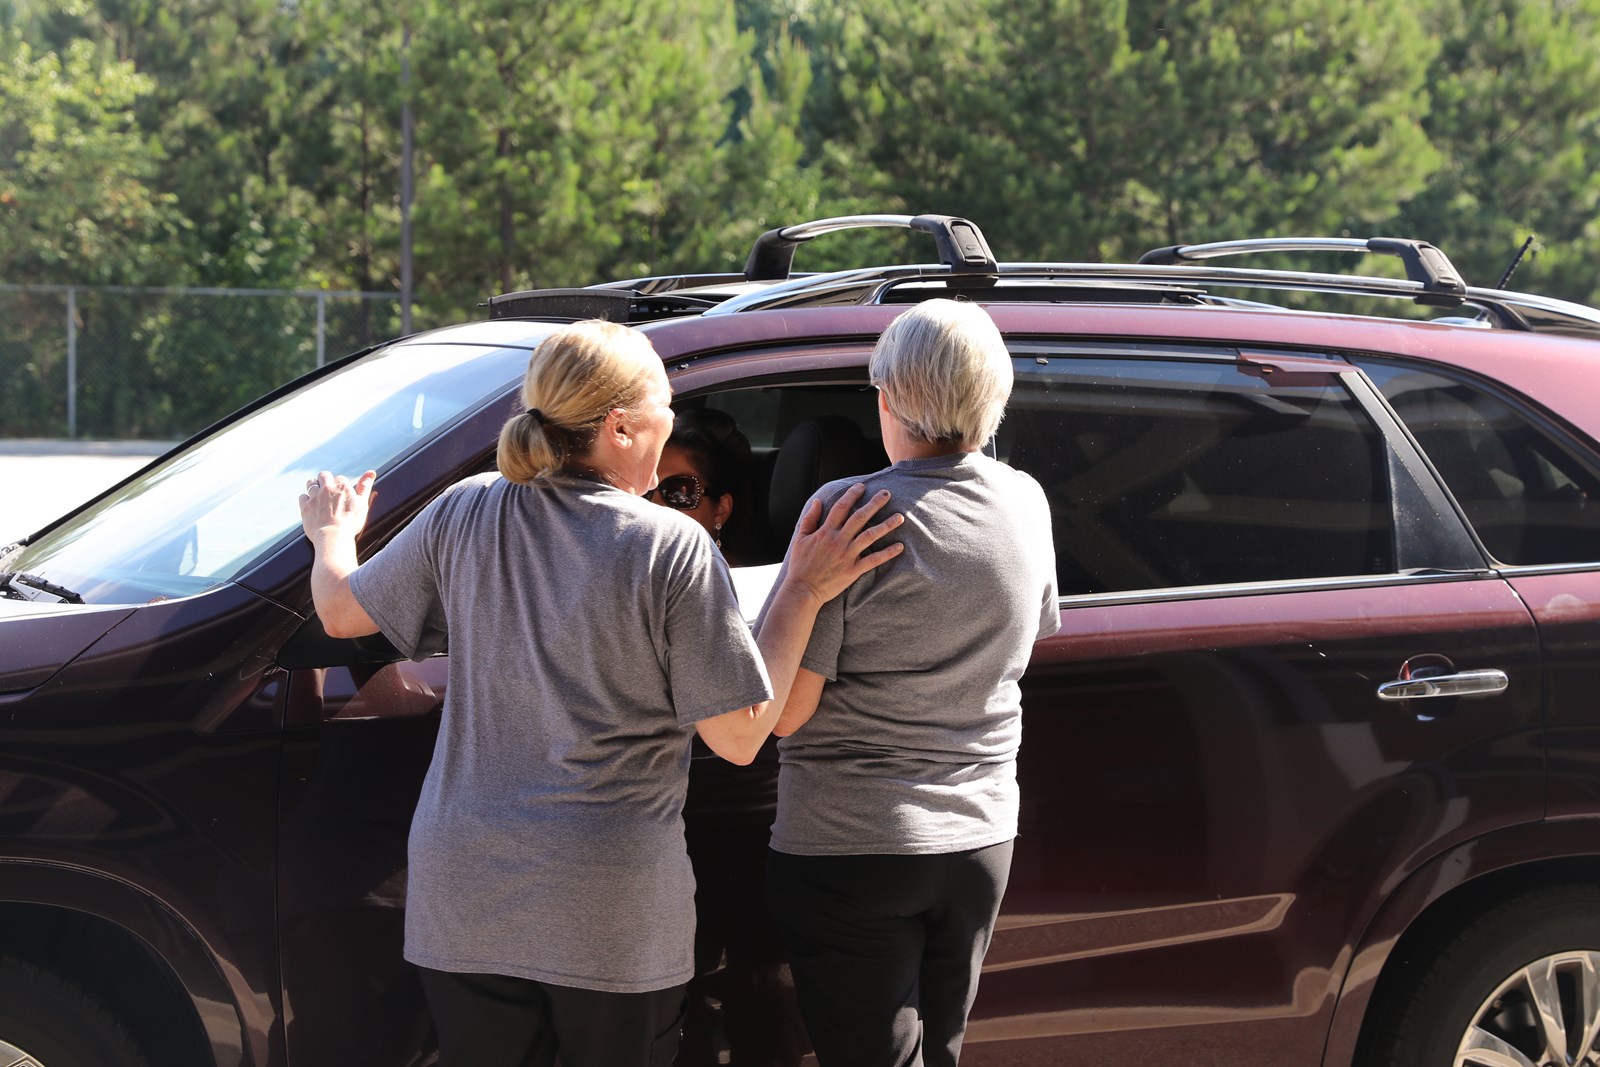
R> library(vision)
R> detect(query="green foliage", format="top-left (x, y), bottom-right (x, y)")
top-left (3, 0), bottom-right (1600, 435)
top-left (783, 0), bottom-right (1442, 263)
top-left (1123, 0), bottom-right (1442, 246)
top-left (1396, 0), bottom-right (1600, 302)
top-left (400, 0), bottom-right (850, 318)
top-left (0, 25), bottom-right (181, 284)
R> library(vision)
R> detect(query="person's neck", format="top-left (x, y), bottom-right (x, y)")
top-left (893, 440), bottom-right (968, 462)
top-left (560, 460), bottom-right (617, 488)
top-left (563, 450), bottom-right (652, 495)
top-left (880, 408), bottom-right (970, 463)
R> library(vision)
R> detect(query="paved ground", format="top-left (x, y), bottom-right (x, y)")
top-left (0, 439), bottom-right (174, 544)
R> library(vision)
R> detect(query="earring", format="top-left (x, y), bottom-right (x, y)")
top-left (714, 522), bottom-right (723, 549)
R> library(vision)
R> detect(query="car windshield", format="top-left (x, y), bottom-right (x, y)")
top-left (5, 338), bottom-right (540, 605)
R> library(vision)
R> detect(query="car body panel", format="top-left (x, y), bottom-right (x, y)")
top-left (0, 583), bottom-right (299, 1062)
top-left (1322, 816), bottom-right (1600, 1066)
top-left (277, 657), bottom-right (444, 1066)
top-left (0, 862), bottom-right (252, 1067)
top-left (1506, 571), bottom-right (1600, 819)
top-left (0, 602), bottom-right (133, 692)
top-left (962, 577), bottom-right (1542, 1063)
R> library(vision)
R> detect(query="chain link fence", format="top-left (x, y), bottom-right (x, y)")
top-left (0, 285), bottom-right (408, 440)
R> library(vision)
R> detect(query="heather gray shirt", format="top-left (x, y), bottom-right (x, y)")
top-left (350, 472), bottom-right (771, 992)
top-left (758, 452), bottom-right (1059, 856)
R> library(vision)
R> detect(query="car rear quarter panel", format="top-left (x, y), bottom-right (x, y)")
top-left (1323, 817), bottom-right (1600, 1067)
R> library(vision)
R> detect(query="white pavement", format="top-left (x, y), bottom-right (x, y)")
top-left (0, 440), bottom-right (174, 544)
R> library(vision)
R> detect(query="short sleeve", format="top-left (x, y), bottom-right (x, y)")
top-left (349, 501), bottom-right (449, 661)
top-left (799, 583), bottom-right (845, 681)
top-left (1038, 583), bottom-right (1061, 640)
top-left (662, 538), bottom-right (772, 724)
top-left (1028, 473), bottom-right (1061, 640)
top-left (752, 489), bottom-right (846, 682)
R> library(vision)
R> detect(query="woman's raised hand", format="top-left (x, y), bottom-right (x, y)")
top-left (782, 484), bottom-right (903, 605)
top-left (299, 469), bottom-right (378, 542)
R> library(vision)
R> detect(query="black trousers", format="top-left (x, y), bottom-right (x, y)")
top-left (765, 840), bottom-right (1015, 1067)
top-left (417, 967), bottom-right (687, 1067)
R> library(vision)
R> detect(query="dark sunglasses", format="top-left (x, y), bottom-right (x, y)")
top-left (645, 473), bottom-right (706, 510)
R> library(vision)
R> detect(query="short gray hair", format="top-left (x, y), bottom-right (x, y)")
top-left (869, 299), bottom-right (1012, 450)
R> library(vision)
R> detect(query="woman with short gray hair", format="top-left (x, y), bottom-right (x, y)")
top-left (759, 298), bottom-right (1060, 1067)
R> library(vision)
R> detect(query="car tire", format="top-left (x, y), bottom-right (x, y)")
top-left (1363, 884), bottom-right (1600, 1067)
top-left (0, 955), bottom-right (148, 1067)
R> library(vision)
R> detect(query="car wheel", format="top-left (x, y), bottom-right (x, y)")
top-left (1365, 885), bottom-right (1600, 1067)
top-left (0, 955), bottom-right (147, 1067)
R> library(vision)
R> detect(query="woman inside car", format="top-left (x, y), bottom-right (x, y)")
top-left (645, 406), bottom-right (755, 564)
top-left (758, 299), bottom-right (1060, 1067)
top-left (648, 407), bottom-right (807, 1065)
top-left (297, 319), bottom-right (902, 1067)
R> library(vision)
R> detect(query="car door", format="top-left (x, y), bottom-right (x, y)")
top-left (953, 345), bottom-right (1543, 1065)
top-left (274, 631), bottom-right (443, 1067)
top-left (1353, 356), bottom-right (1600, 820)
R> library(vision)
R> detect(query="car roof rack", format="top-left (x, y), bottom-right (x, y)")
top-left (483, 287), bottom-right (719, 323)
top-left (1138, 237), bottom-right (1469, 308)
top-left (482, 214), bottom-right (1600, 341)
top-left (743, 213), bottom-right (997, 282)
top-left (702, 257), bottom-right (1600, 339)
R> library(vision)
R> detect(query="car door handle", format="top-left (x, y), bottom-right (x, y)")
top-left (1376, 669), bottom-right (1509, 701)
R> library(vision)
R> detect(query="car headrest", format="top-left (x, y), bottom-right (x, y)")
top-left (767, 416), bottom-right (886, 541)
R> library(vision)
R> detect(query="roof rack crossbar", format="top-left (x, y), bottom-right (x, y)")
top-left (484, 288), bottom-right (637, 322)
top-left (744, 213), bottom-right (997, 282)
top-left (1138, 237), bottom-right (1468, 308)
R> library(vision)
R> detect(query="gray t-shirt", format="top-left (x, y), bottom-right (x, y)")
top-left (758, 452), bottom-right (1059, 856)
top-left (350, 472), bottom-right (772, 992)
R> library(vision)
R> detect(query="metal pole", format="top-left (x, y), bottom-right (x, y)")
top-left (400, 23), bottom-right (414, 335)
top-left (316, 291), bottom-right (327, 367)
top-left (66, 287), bottom-right (77, 439)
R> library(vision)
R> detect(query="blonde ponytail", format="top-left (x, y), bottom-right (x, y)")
top-left (497, 320), bottom-right (660, 485)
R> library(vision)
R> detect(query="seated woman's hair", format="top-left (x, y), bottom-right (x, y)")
top-left (498, 320), bottom-right (660, 484)
top-left (869, 299), bottom-right (1012, 451)
top-left (670, 407), bottom-right (752, 499)
top-left (670, 406), bottom-right (755, 553)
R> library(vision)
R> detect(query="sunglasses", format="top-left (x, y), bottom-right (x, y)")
top-left (645, 473), bottom-right (706, 510)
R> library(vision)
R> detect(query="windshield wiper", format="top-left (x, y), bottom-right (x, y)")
top-left (0, 571), bottom-right (85, 604)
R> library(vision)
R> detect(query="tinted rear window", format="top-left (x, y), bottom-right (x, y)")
top-left (1000, 356), bottom-right (1395, 594)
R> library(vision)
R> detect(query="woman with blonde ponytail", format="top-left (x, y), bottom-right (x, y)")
top-left (298, 319), bottom-right (903, 1067)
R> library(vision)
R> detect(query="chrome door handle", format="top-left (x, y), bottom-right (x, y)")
top-left (1376, 669), bottom-right (1509, 701)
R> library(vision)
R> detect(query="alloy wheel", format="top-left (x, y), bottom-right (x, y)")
top-left (1456, 951), bottom-right (1600, 1067)
top-left (0, 1037), bottom-right (45, 1067)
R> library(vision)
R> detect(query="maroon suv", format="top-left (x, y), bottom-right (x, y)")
top-left (3, 216), bottom-right (1599, 1067)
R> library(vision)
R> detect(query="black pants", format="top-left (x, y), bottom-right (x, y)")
top-left (417, 967), bottom-right (687, 1067)
top-left (765, 840), bottom-right (1014, 1067)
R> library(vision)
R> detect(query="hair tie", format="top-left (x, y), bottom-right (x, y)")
top-left (526, 407), bottom-right (547, 425)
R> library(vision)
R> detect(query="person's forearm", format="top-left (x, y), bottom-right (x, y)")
top-left (697, 578), bottom-right (826, 764)
top-left (755, 579), bottom-right (827, 724)
top-left (308, 529), bottom-right (375, 637)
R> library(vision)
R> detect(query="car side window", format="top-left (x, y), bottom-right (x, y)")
top-left (997, 355), bottom-right (1399, 596)
top-left (674, 383), bottom-right (886, 569)
top-left (1356, 359), bottom-right (1600, 566)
